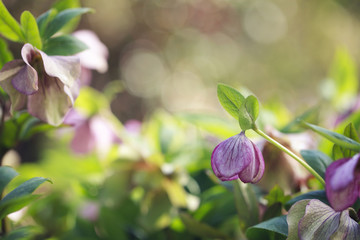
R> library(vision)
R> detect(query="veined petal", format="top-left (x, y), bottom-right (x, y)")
top-left (330, 210), bottom-right (360, 239)
top-left (286, 199), bottom-right (310, 240)
top-left (238, 142), bottom-right (265, 183)
top-left (28, 75), bottom-right (72, 126)
top-left (211, 132), bottom-right (253, 181)
top-left (39, 50), bottom-right (81, 88)
top-left (325, 157), bottom-right (360, 211)
top-left (298, 199), bottom-right (340, 240)
top-left (17, 43), bottom-right (38, 94)
top-left (0, 60), bottom-right (27, 112)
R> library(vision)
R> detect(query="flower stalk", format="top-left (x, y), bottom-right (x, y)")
top-left (253, 126), bottom-right (325, 186)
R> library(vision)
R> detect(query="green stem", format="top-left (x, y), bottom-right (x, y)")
top-left (253, 127), bottom-right (325, 186)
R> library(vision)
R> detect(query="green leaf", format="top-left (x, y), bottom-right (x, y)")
top-left (232, 180), bottom-right (259, 228)
top-left (217, 83), bottom-right (245, 120)
top-left (1, 177), bottom-right (50, 204)
top-left (332, 123), bottom-right (360, 159)
top-left (284, 190), bottom-right (328, 211)
top-left (246, 215), bottom-right (288, 240)
top-left (0, 166), bottom-right (18, 194)
top-left (37, 9), bottom-right (58, 38)
top-left (245, 95), bottom-right (260, 122)
top-left (179, 212), bottom-right (229, 239)
top-left (302, 122), bottom-right (360, 151)
top-left (238, 95), bottom-right (260, 130)
top-left (0, 194), bottom-right (40, 220)
top-left (264, 185), bottom-right (291, 206)
top-left (300, 150), bottom-right (332, 179)
top-left (43, 34), bottom-right (87, 55)
top-left (0, 177), bottom-right (51, 219)
top-left (20, 11), bottom-right (42, 49)
top-left (0, 0), bottom-right (24, 42)
top-left (3, 226), bottom-right (42, 240)
top-left (43, 8), bottom-right (93, 39)
top-left (281, 107), bottom-right (319, 133)
top-left (0, 37), bottom-right (13, 68)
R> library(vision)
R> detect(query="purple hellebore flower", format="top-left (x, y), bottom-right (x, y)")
top-left (64, 109), bottom-right (120, 158)
top-left (325, 153), bottom-right (360, 211)
top-left (211, 131), bottom-right (265, 183)
top-left (0, 43), bottom-right (80, 126)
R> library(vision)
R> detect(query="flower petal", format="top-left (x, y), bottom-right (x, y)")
top-left (90, 116), bottom-right (118, 158)
top-left (238, 142), bottom-right (265, 183)
top-left (15, 43), bottom-right (39, 94)
top-left (211, 132), bottom-right (252, 181)
top-left (287, 199), bottom-right (310, 240)
top-left (71, 120), bottom-right (95, 154)
top-left (38, 50), bottom-right (81, 88)
top-left (331, 209), bottom-right (360, 239)
top-left (0, 60), bottom-right (27, 112)
top-left (325, 157), bottom-right (360, 211)
top-left (298, 199), bottom-right (341, 240)
top-left (73, 30), bottom-right (108, 73)
top-left (27, 75), bottom-right (72, 126)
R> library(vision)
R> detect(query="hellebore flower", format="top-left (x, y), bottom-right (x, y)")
top-left (64, 109), bottom-right (120, 158)
top-left (287, 199), bottom-right (360, 240)
top-left (72, 30), bottom-right (108, 86)
top-left (211, 131), bottom-right (265, 183)
top-left (0, 43), bottom-right (80, 126)
top-left (325, 153), bottom-right (360, 211)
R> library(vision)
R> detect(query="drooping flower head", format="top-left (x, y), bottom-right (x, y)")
top-left (0, 43), bottom-right (81, 126)
top-left (325, 153), bottom-right (360, 211)
top-left (211, 131), bottom-right (265, 183)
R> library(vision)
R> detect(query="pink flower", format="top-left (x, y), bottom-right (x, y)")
top-left (0, 43), bottom-right (80, 126)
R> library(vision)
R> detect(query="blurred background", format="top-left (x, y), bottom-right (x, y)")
top-left (2, 0), bottom-right (360, 239)
top-left (6, 0), bottom-right (360, 121)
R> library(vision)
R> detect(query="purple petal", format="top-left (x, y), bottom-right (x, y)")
top-left (90, 116), bottom-right (118, 158)
top-left (38, 50), bottom-right (81, 88)
top-left (238, 142), bottom-right (265, 183)
top-left (329, 154), bottom-right (359, 191)
top-left (211, 132), bottom-right (253, 181)
top-left (331, 210), bottom-right (360, 239)
top-left (63, 108), bottom-right (87, 127)
top-left (325, 156), bottom-right (360, 211)
top-left (298, 199), bottom-right (340, 240)
top-left (14, 43), bottom-right (39, 94)
top-left (27, 75), bottom-right (72, 126)
top-left (0, 60), bottom-right (27, 112)
top-left (71, 120), bottom-right (95, 154)
top-left (286, 199), bottom-right (310, 240)
top-left (73, 30), bottom-right (108, 73)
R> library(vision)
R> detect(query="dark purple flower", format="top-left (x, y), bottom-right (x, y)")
top-left (0, 43), bottom-right (80, 126)
top-left (325, 153), bottom-right (360, 211)
top-left (211, 131), bottom-right (265, 183)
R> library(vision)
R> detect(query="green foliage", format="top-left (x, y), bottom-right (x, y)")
top-left (300, 150), bottom-right (332, 179)
top-left (217, 83), bottom-right (245, 120)
top-left (232, 180), bottom-right (259, 228)
top-left (332, 122), bottom-right (360, 159)
top-left (20, 11), bottom-right (42, 49)
top-left (238, 95), bottom-right (259, 130)
top-left (43, 35), bottom-right (88, 55)
top-left (42, 8), bottom-right (93, 40)
top-left (0, 0), bottom-right (24, 42)
top-left (303, 122), bottom-right (360, 151)
top-left (0, 38), bottom-right (13, 68)
top-left (284, 191), bottom-right (328, 211)
top-left (246, 216), bottom-right (288, 240)
top-left (0, 168), bottom-right (50, 221)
